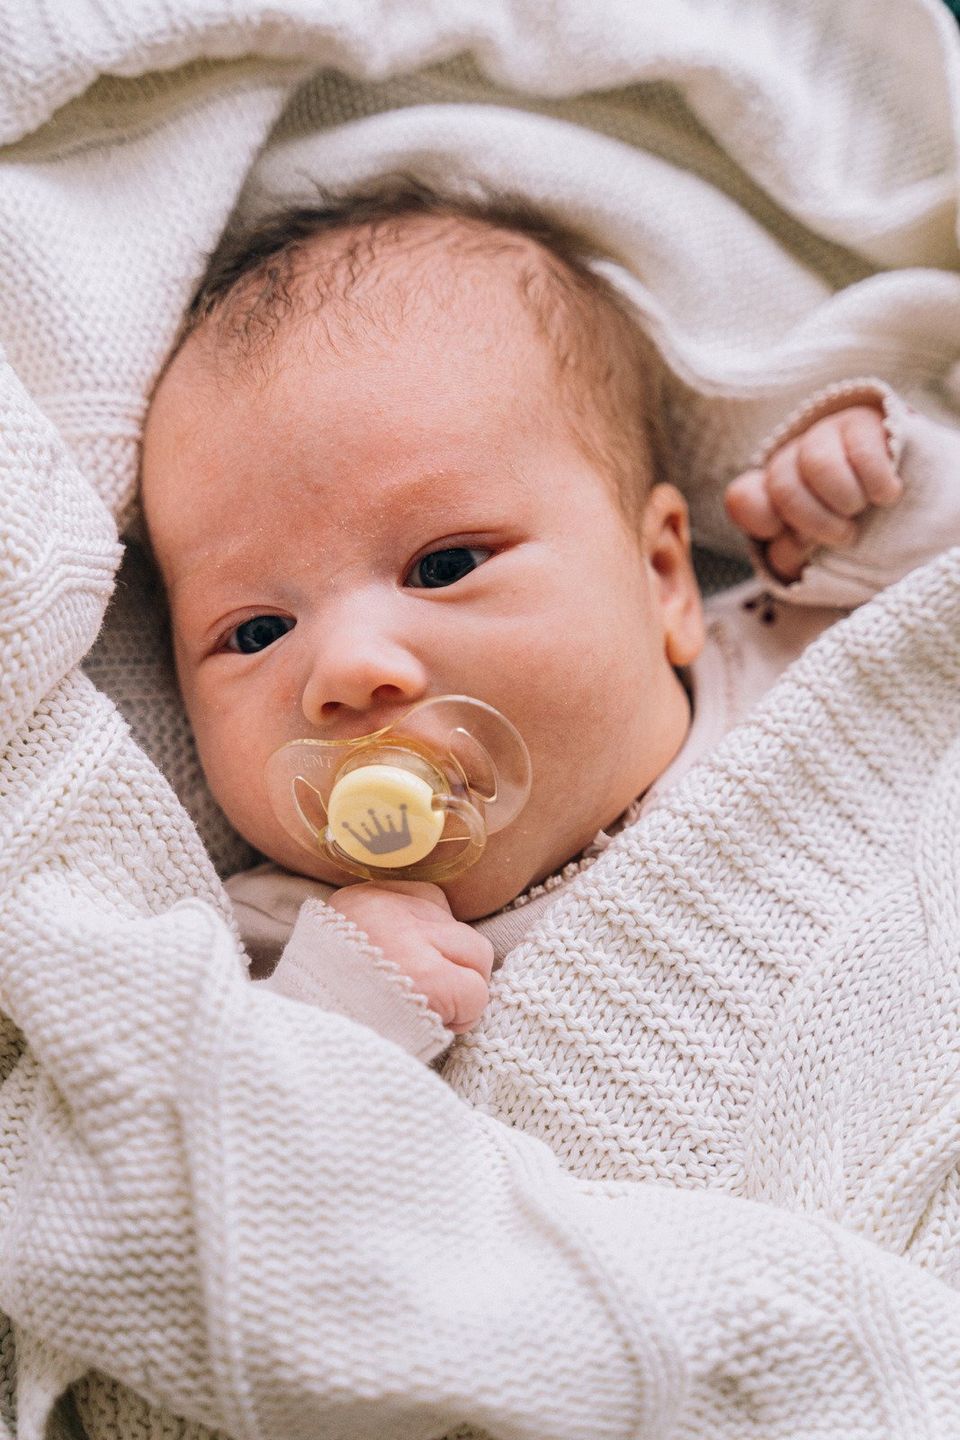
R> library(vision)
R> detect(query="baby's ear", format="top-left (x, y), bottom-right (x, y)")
top-left (641, 483), bottom-right (706, 668)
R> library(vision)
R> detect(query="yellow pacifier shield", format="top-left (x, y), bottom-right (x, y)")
top-left (327, 764), bottom-right (444, 869)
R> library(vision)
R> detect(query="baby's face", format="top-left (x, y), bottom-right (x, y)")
top-left (142, 244), bottom-right (702, 919)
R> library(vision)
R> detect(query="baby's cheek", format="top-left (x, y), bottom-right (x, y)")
top-left (189, 710), bottom-right (268, 830)
top-left (517, 656), bottom-right (615, 795)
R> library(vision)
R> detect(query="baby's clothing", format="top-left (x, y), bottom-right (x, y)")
top-left (227, 379), bottom-right (960, 1060)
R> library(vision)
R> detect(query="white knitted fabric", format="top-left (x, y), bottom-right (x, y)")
top-left (4, 3), bottom-right (960, 1438)
top-left (443, 548), bottom-right (960, 1243)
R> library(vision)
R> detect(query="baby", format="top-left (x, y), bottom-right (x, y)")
top-left (141, 185), bottom-right (955, 1062)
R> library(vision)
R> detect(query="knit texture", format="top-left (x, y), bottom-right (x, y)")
top-left (443, 550), bottom-right (960, 1221)
top-left (3, 3), bottom-right (960, 1438)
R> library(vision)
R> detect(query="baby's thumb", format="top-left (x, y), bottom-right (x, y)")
top-left (725, 468), bottom-right (783, 541)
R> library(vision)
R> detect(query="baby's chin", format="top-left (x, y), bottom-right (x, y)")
top-left (435, 834), bottom-right (565, 921)
top-left (252, 830), bottom-right (537, 921)
top-left (440, 865), bottom-right (524, 922)
top-left (249, 805), bottom-right (601, 921)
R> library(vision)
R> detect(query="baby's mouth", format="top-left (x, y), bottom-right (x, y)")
top-left (266, 695), bottom-right (532, 884)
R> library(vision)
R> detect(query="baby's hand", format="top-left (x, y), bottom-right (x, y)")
top-left (724, 405), bottom-right (902, 582)
top-left (327, 880), bottom-right (494, 1035)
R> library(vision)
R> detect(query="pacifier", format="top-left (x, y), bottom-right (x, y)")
top-left (265, 695), bottom-right (532, 883)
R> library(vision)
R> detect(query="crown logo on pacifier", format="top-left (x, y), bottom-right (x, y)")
top-left (264, 695), bottom-right (532, 882)
top-left (342, 804), bottom-right (412, 856)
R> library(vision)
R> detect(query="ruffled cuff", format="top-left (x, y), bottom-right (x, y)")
top-left (266, 898), bottom-right (453, 1064)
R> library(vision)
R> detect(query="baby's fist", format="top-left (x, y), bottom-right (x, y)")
top-left (327, 880), bottom-right (494, 1034)
top-left (725, 404), bottom-right (902, 582)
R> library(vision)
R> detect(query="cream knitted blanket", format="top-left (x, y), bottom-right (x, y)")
top-left (4, 2), bottom-right (960, 1437)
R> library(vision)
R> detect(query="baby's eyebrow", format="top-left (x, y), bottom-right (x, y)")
top-left (163, 469), bottom-right (529, 645)
top-left (350, 469), bottom-right (478, 522)
top-left (166, 572), bottom-right (246, 648)
top-left (164, 539), bottom-right (256, 612)
top-left (167, 602), bottom-right (222, 655)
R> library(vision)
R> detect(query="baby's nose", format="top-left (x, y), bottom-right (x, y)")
top-left (300, 628), bottom-right (428, 725)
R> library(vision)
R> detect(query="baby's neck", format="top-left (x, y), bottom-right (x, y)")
top-left (448, 673), bottom-right (694, 922)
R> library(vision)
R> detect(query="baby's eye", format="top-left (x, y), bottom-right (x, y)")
top-left (227, 614), bottom-right (295, 653)
top-left (406, 547), bottom-right (490, 589)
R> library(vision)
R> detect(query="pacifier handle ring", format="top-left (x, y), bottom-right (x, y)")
top-left (430, 789), bottom-right (486, 872)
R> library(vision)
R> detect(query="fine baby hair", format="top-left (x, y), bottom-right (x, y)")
top-left (167, 175), bottom-right (676, 527)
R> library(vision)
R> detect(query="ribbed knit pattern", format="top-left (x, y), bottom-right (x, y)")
top-left (4, 3), bottom-right (960, 1438)
top-left (443, 551), bottom-right (960, 1228)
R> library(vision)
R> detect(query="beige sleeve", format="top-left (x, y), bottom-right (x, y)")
top-left (224, 863), bottom-right (327, 979)
top-left (747, 379), bottom-right (960, 608)
top-left (225, 865), bottom-right (452, 1063)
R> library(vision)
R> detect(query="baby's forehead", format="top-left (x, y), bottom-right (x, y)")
top-left (145, 202), bottom-right (653, 552)
top-left (200, 211), bottom-right (569, 374)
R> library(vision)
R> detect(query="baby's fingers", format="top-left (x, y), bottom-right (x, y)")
top-left (766, 441), bottom-right (858, 547)
top-left (793, 419), bottom-right (871, 518)
top-left (839, 407), bottom-right (902, 507)
top-left (766, 530), bottom-right (818, 583)
top-left (441, 925), bottom-right (495, 1034)
top-left (724, 468), bottom-right (784, 541)
top-left (446, 965), bottom-right (491, 1034)
top-left (442, 923), bottom-right (495, 984)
